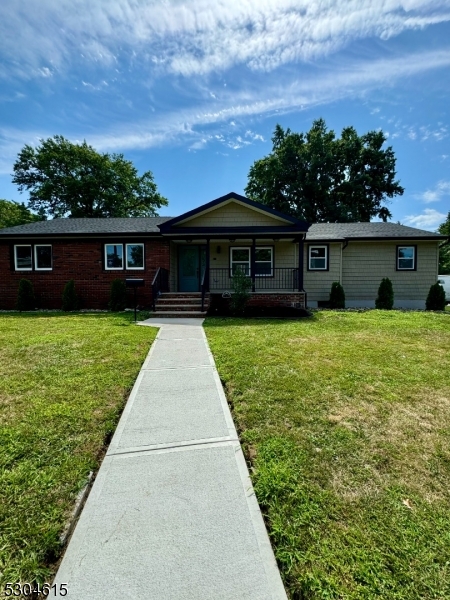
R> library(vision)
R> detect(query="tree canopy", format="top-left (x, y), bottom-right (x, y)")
top-left (245, 119), bottom-right (404, 223)
top-left (0, 199), bottom-right (43, 229)
top-left (12, 135), bottom-right (168, 219)
top-left (438, 211), bottom-right (450, 274)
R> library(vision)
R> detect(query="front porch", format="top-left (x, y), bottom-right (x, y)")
top-left (152, 239), bottom-right (307, 314)
top-left (168, 239), bottom-right (306, 294)
top-left (151, 193), bottom-right (310, 314)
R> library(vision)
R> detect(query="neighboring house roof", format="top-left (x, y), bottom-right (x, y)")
top-left (306, 222), bottom-right (446, 241)
top-left (0, 217), bottom-right (172, 237)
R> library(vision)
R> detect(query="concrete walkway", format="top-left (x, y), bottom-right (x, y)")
top-left (53, 318), bottom-right (287, 599)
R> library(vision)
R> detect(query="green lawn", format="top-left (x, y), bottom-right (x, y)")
top-left (0, 313), bottom-right (156, 588)
top-left (204, 311), bottom-right (450, 600)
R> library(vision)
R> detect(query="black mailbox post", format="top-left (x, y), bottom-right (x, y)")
top-left (126, 279), bottom-right (145, 322)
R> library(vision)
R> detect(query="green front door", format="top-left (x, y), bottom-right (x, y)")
top-left (178, 245), bottom-right (205, 292)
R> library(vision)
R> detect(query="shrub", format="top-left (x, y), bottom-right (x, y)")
top-left (109, 279), bottom-right (127, 311)
top-left (329, 281), bottom-right (345, 309)
top-left (426, 282), bottom-right (446, 311)
top-left (16, 279), bottom-right (35, 311)
top-left (375, 277), bottom-right (394, 309)
top-left (230, 268), bottom-right (252, 315)
top-left (62, 279), bottom-right (79, 311)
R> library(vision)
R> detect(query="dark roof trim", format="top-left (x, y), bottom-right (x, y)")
top-left (305, 235), bottom-right (447, 242)
top-left (161, 225), bottom-right (308, 235)
top-left (0, 232), bottom-right (164, 240)
top-left (158, 192), bottom-right (308, 230)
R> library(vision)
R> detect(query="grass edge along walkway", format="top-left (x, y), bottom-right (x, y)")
top-left (204, 310), bottom-right (450, 600)
top-left (0, 312), bottom-right (157, 589)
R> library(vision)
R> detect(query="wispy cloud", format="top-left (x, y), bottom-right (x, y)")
top-left (404, 208), bottom-right (447, 230)
top-left (0, 45), bottom-right (449, 170)
top-left (78, 48), bottom-right (450, 152)
top-left (415, 180), bottom-right (450, 202)
top-left (1, 1), bottom-right (450, 80)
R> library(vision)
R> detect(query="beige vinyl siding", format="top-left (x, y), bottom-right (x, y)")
top-left (176, 201), bottom-right (290, 228)
top-left (341, 241), bottom-right (439, 301)
top-left (209, 241), bottom-right (297, 291)
top-left (303, 243), bottom-right (341, 301)
top-left (209, 241), bottom-right (296, 270)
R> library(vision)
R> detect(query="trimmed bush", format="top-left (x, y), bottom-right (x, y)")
top-left (16, 279), bottom-right (35, 311)
top-left (329, 281), bottom-right (345, 309)
top-left (230, 268), bottom-right (252, 315)
top-left (426, 282), bottom-right (446, 311)
top-left (109, 279), bottom-right (127, 312)
top-left (375, 277), bottom-right (394, 309)
top-left (62, 279), bottom-right (79, 311)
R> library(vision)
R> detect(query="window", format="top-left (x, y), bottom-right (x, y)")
top-left (397, 246), bottom-right (416, 270)
top-left (230, 246), bottom-right (274, 276)
top-left (308, 245), bottom-right (328, 270)
top-left (230, 247), bottom-right (250, 275)
top-left (35, 245), bottom-right (52, 270)
top-left (105, 244), bottom-right (124, 270)
top-left (126, 243), bottom-right (144, 269)
top-left (14, 245), bottom-right (32, 271)
top-left (105, 243), bottom-right (145, 270)
top-left (255, 247), bottom-right (273, 276)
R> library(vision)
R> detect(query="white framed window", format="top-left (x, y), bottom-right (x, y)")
top-left (14, 245), bottom-right (32, 271)
top-left (105, 244), bottom-right (124, 270)
top-left (308, 245), bottom-right (328, 270)
top-left (126, 243), bottom-right (144, 269)
top-left (397, 246), bottom-right (416, 270)
top-left (34, 245), bottom-right (52, 270)
top-left (230, 247), bottom-right (250, 275)
top-left (255, 247), bottom-right (273, 276)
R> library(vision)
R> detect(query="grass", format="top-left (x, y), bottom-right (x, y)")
top-left (0, 312), bottom-right (157, 588)
top-left (204, 310), bottom-right (450, 600)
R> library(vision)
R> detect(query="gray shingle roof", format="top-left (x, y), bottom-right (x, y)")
top-left (0, 217), bottom-right (172, 236)
top-left (0, 217), bottom-right (445, 239)
top-left (306, 222), bottom-right (445, 240)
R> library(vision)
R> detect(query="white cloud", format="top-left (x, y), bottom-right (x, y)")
top-left (404, 208), bottom-right (447, 230)
top-left (37, 67), bottom-right (53, 78)
top-left (245, 130), bottom-right (265, 142)
top-left (1, 0), bottom-right (450, 80)
top-left (416, 180), bottom-right (450, 202)
top-left (86, 48), bottom-right (450, 151)
top-left (390, 121), bottom-right (449, 143)
top-left (1, 46), bottom-right (449, 169)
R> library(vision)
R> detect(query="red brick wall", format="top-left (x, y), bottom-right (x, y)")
top-left (0, 238), bottom-right (170, 310)
top-left (210, 292), bottom-right (306, 309)
top-left (246, 293), bottom-right (305, 308)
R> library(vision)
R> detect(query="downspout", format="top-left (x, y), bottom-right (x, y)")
top-left (298, 236), bottom-right (304, 292)
top-left (251, 238), bottom-right (256, 292)
top-left (297, 235), bottom-right (306, 308)
top-left (438, 238), bottom-right (450, 276)
top-left (340, 239), bottom-right (349, 284)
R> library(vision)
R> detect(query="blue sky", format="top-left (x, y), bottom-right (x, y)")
top-left (0, 1), bottom-right (449, 230)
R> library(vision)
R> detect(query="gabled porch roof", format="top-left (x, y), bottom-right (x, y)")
top-left (158, 192), bottom-right (309, 238)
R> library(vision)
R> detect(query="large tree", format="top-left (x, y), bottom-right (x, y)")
top-left (12, 135), bottom-right (168, 218)
top-left (0, 199), bottom-right (43, 229)
top-left (438, 211), bottom-right (450, 274)
top-left (245, 119), bottom-right (404, 223)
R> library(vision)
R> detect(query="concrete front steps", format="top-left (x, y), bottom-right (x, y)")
top-left (151, 292), bottom-right (210, 317)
